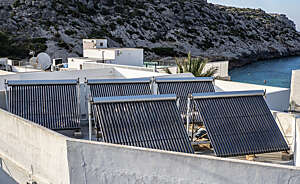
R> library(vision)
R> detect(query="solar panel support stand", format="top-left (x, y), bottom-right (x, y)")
top-left (88, 96), bottom-right (92, 141)
top-left (212, 77), bottom-right (216, 86)
top-left (186, 94), bottom-right (192, 135)
top-left (191, 106), bottom-right (196, 141)
top-left (82, 77), bottom-right (90, 121)
top-left (176, 97), bottom-right (180, 110)
top-left (4, 79), bottom-right (9, 110)
top-left (76, 78), bottom-right (81, 120)
top-left (150, 77), bottom-right (158, 95)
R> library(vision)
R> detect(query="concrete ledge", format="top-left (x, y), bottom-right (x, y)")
top-left (67, 139), bottom-right (300, 184)
top-left (0, 109), bottom-right (70, 184)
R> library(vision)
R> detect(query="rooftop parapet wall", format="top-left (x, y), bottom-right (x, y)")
top-left (272, 111), bottom-right (296, 151)
top-left (0, 109), bottom-right (70, 184)
top-left (67, 140), bottom-right (300, 184)
top-left (215, 80), bottom-right (290, 112)
top-left (290, 70), bottom-right (300, 112)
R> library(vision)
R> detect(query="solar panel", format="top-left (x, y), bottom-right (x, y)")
top-left (87, 78), bottom-right (152, 97)
top-left (91, 94), bottom-right (194, 153)
top-left (5, 79), bottom-right (80, 130)
top-left (156, 77), bottom-right (215, 115)
top-left (192, 90), bottom-right (289, 157)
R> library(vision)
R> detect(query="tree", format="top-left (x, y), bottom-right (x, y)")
top-left (176, 52), bottom-right (218, 77)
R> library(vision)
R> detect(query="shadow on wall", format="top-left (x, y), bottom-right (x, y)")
top-left (0, 158), bottom-right (18, 184)
top-left (266, 90), bottom-right (290, 112)
top-left (0, 91), bottom-right (6, 110)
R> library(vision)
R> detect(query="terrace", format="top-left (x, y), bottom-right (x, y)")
top-left (0, 64), bottom-right (299, 184)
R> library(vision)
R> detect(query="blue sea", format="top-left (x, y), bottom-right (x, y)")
top-left (229, 56), bottom-right (300, 88)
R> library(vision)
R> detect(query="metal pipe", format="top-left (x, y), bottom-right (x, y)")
top-left (186, 94), bottom-right (192, 134)
top-left (7, 79), bottom-right (78, 86)
top-left (92, 94), bottom-right (177, 104)
top-left (176, 97), bottom-right (180, 110)
top-left (156, 77), bottom-right (214, 83)
top-left (150, 76), bottom-right (155, 95)
top-left (193, 90), bottom-right (265, 99)
top-left (4, 79), bottom-right (9, 110)
top-left (87, 78), bottom-right (151, 84)
top-left (88, 96), bottom-right (92, 141)
top-left (76, 78), bottom-right (81, 121)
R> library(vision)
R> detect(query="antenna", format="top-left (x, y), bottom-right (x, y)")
top-left (37, 53), bottom-right (52, 71)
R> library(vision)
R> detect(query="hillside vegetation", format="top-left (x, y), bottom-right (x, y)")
top-left (0, 0), bottom-right (300, 67)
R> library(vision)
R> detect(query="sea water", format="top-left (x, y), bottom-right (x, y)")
top-left (229, 56), bottom-right (300, 88)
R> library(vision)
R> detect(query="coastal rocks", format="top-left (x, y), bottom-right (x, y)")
top-left (0, 0), bottom-right (299, 67)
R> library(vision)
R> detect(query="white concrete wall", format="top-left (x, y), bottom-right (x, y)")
top-left (115, 67), bottom-right (164, 78)
top-left (82, 62), bottom-right (164, 78)
top-left (68, 58), bottom-right (97, 69)
top-left (158, 60), bottom-right (229, 78)
top-left (0, 109), bottom-right (70, 184)
top-left (215, 80), bottom-right (290, 111)
top-left (83, 49), bottom-right (143, 66)
top-left (290, 70), bottom-right (300, 111)
top-left (11, 66), bottom-right (42, 73)
top-left (67, 140), bottom-right (300, 184)
top-left (114, 49), bottom-right (144, 66)
top-left (204, 61), bottom-right (229, 78)
top-left (294, 116), bottom-right (300, 166)
top-left (83, 49), bottom-right (115, 60)
top-left (272, 111), bottom-right (296, 151)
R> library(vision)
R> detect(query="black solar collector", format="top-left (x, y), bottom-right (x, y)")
top-left (87, 78), bottom-right (152, 97)
top-left (156, 77), bottom-right (215, 115)
top-left (5, 79), bottom-right (80, 130)
top-left (91, 94), bottom-right (194, 153)
top-left (192, 90), bottom-right (289, 157)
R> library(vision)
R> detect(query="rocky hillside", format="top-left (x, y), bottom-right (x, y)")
top-left (1, 0), bottom-right (300, 68)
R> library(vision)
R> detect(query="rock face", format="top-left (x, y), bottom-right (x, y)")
top-left (1, 0), bottom-right (300, 68)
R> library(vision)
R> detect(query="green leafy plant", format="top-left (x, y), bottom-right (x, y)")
top-left (176, 52), bottom-right (218, 77)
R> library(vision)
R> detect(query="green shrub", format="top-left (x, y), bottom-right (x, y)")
top-left (0, 32), bottom-right (47, 59)
top-left (152, 47), bottom-right (176, 57)
top-left (65, 29), bottom-right (77, 36)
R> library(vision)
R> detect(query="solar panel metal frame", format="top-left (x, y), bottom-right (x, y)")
top-left (91, 94), bottom-right (194, 154)
top-left (86, 78), bottom-right (152, 97)
top-left (5, 79), bottom-right (81, 130)
top-left (191, 90), bottom-right (289, 157)
top-left (156, 77), bottom-right (215, 117)
top-left (87, 78), bottom-right (151, 84)
top-left (6, 79), bottom-right (78, 86)
top-left (155, 77), bottom-right (214, 83)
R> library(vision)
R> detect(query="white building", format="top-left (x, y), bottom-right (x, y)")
top-left (80, 39), bottom-right (144, 67)
top-left (83, 39), bottom-right (108, 49)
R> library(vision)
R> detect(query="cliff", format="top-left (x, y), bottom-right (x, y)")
top-left (1, 0), bottom-right (300, 68)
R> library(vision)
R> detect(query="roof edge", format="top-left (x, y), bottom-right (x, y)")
top-left (6, 79), bottom-right (79, 86)
top-left (92, 94), bottom-right (177, 104)
top-left (87, 78), bottom-right (151, 84)
top-left (156, 77), bottom-right (214, 83)
top-left (192, 90), bottom-right (265, 99)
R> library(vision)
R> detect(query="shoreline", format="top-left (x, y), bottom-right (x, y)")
top-left (228, 51), bottom-right (300, 70)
